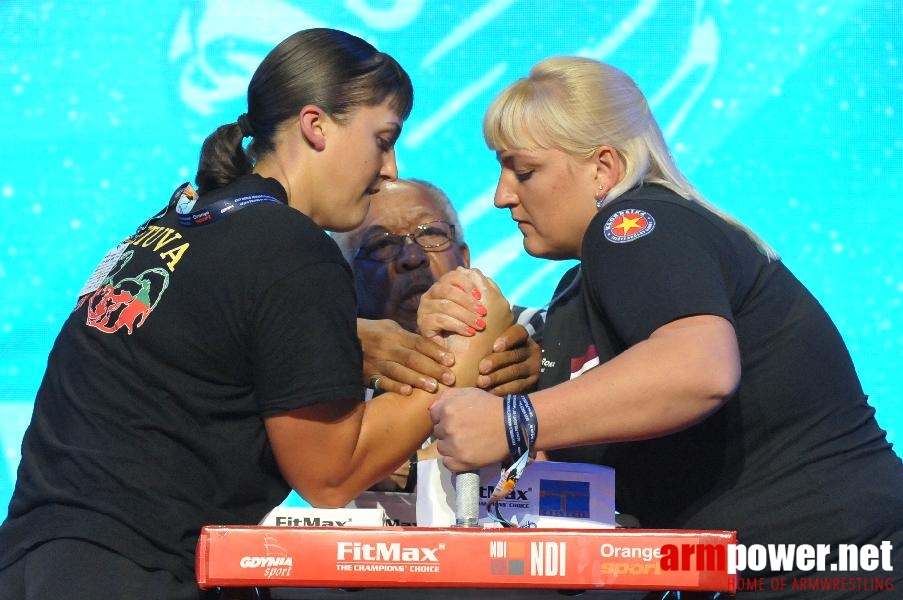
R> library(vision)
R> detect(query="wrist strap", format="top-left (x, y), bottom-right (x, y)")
top-left (503, 394), bottom-right (527, 460)
top-left (489, 394), bottom-right (538, 527)
top-left (514, 393), bottom-right (538, 451)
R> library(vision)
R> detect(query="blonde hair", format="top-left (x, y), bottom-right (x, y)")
top-left (483, 56), bottom-right (777, 259)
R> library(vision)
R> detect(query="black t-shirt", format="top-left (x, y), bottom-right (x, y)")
top-left (0, 175), bottom-right (364, 582)
top-left (541, 184), bottom-right (903, 593)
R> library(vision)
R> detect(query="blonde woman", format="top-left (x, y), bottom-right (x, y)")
top-left (424, 57), bottom-right (903, 597)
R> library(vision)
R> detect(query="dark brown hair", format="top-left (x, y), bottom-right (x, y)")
top-left (195, 28), bottom-right (413, 195)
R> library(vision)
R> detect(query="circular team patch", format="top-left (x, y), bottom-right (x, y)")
top-left (603, 209), bottom-right (656, 243)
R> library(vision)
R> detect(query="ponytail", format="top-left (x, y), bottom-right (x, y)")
top-left (195, 122), bottom-right (254, 195)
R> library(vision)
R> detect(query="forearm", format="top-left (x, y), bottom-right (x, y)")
top-left (346, 314), bottom-right (514, 496)
top-left (371, 440), bottom-right (438, 493)
top-left (335, 388), bottom-right (438, 499)
top-left (531, 315), bottom-right (740, 451)
top-left (292, 329), bottom-right (507, 505)
top-left (285, 270), bottom-right (515, 505)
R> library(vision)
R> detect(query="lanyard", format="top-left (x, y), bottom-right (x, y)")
top-left (178, 193), bottom-right (281, 227)
top-left (487, 393), bottom-right (539, 527)
top-left (131, 182), bottom-right (283, 239)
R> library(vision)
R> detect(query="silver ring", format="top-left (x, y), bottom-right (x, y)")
top-left (368, 374), bottom-right (383, 391)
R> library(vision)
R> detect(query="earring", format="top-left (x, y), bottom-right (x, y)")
top-left (594, 185), bottom-right (606, 210)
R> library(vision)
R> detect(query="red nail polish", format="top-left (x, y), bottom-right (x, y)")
top-left (471, 288), bottom-right (482, 300)
top-left (475, 318), bottom-right (486, 330)
top-left (466, 326), bottom-right (476, 335)
top-left (475, 304), bottom-right (488, 316)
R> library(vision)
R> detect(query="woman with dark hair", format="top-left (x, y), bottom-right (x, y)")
top-left (424, 56), bottom-right (903, 597)
top-left (0, 28), bottom-right (508, 599)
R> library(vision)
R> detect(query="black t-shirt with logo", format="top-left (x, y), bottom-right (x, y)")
top-left (0, 175), bottom-right (364, 582)
top-left (541, 184), bottom-right (903, 591)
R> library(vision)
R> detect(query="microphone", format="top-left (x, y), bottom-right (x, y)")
top-left (454, 471), bottom-right (481, 527)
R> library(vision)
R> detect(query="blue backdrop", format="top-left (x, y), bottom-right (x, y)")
top-left (1, 0), bottom-right (901, 515)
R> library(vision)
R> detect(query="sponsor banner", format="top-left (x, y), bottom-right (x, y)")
top-left (415, 459), bottom-right (616, 528)
top-left (258, 507), bottom-right (386, 528)
top-left (196, 526), bottom-right (737, 592)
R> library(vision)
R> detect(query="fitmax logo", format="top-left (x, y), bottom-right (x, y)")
top-left (481, 486), bottom-right (529, 501)
top-left (274, 516), bottom-right (350, 526)
top-left (336, 542), bottom-right (442, 562)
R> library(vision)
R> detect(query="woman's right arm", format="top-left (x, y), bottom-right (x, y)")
top-left (265, 268), bottom-right (513, 507)
top-left (264, 386), bottom-right (439, 507)
top-left (429, 313), bottom-right (740, 472)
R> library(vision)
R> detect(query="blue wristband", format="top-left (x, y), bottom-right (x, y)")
top-left (503, 393), bottom-right (537, 461)
top-left (491, 394), bottom-right (540, 526)
top-left (503, 394), bottom-right (527, 461)
top-left (513, 393), bottom-right (538, 450)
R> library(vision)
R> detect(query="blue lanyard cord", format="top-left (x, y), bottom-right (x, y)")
top-left (515, 393), bottom-right (538, 450)
top-left (488, 393), bottom-right (539, 527)
top-left (128, 183), bottom-right (282, 240)
top-left (504, 394), bottom-right (527, 458)
top-left (502, 393), bottom-right (538, 458)
top-left (178, 193), bottom-right (281, 227)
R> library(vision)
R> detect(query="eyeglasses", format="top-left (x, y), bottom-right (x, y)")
top-left (354, 220), bottom-right (456, 262)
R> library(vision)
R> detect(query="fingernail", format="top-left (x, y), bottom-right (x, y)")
top-left (475, 304), bottom-right (488, 316)
top-left (475, 318), bottom-right (486, 330)
top-left (425, 379), bottom-right (438, 392)
top-left (471, 288), bottom-right (482, 300)
top-left (441, 353), bottom-right (455, 367)
top-left (441, 372), bottom-right (455, 386)
top-left (479, 359), bottom-right (491, 374)
top-left (466, 326), bottom-right (476, 335)
top-left (493, 339), bottom-right (505, 352)
top-left (477, 375), bottom-right (490, 388)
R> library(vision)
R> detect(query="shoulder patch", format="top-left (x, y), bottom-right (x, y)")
top-left (603, 209), bottom-right (656, 243)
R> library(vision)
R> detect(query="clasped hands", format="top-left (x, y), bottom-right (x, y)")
top-left (360, 267), bottom-right (540, 477)
top-left (359, 267), bottom-right (540, 397)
